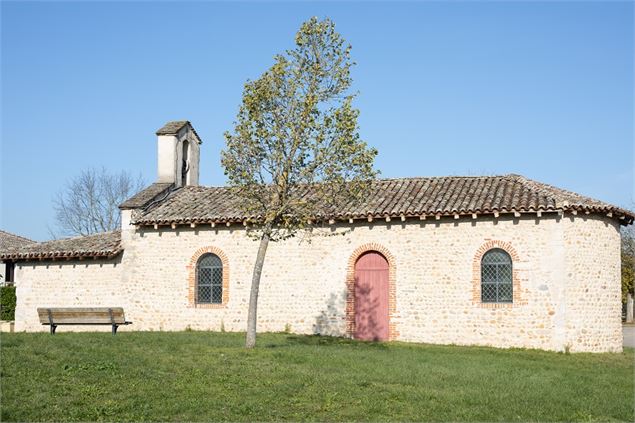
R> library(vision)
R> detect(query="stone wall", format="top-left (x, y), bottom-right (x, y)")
top-left (13, 213), bottom-right (623, 352)
top-left (14, 257), bottom-right (124, 332)
top-left (563, 215), bottom-right (622, 352)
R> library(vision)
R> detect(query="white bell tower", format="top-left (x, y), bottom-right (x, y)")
top-left (155, 121), bottom-right (201, 187)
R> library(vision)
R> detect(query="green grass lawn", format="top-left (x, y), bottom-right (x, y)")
top-left (1, 332), bottom-right (633, 422)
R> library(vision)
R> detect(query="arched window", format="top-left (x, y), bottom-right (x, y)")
top-left (481, 249), bottom-right (513, 303)
top-left (196, 253), bottom-right (223, 304)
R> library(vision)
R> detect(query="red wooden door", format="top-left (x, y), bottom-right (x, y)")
top-left (354, 251), bottom-right (389, 341)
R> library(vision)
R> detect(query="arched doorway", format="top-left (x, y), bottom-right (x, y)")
top-left (354, 251), bottom-right (389, 341)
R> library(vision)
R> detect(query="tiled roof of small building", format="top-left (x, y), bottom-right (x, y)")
top-left (132, 174), bottom-right (634, 226)
top-left (0, 230), bottom-right (35, 253)
top-left (0, 231), bottom-right (122, 261)
top-left (156, 120), bottom-right (189, 135)
top-left (119, 183), bottom-right (174, 209)
top-left (155, 120), bottom-right (202, 143)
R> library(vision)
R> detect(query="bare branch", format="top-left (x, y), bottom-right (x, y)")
top-left (51, 167), bottom-right (145, 237)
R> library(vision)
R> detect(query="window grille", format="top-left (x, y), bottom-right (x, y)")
top-left (196, 253), bottom-right (223, 304)
top-left (481, 248), bottom-right (513, 303)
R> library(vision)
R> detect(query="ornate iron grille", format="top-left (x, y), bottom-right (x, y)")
top-left (481, 249), bottom-right (513, 303)
top-left (196, 254), bottom-right (223, 304)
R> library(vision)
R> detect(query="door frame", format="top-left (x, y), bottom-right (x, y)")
top-left (345, 243), bottom-right (397, 341)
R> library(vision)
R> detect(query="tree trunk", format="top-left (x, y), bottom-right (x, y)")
top-left (627, 292), bottom-right (634, 324)
top-left (245, 230), bottom-right (271, 348)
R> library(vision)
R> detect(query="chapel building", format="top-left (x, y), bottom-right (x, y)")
top-left (4, 121), bottom-right (633, 353)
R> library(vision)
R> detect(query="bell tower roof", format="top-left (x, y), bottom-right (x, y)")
top-left (156, 121), bottom-right (202, 144)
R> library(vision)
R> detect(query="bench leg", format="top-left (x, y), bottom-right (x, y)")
top-left (112, 324), bottom-right (118, 335)
top-left (50, 325), bottom-right (57, 335)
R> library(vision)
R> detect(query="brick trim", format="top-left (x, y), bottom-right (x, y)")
top-left (472, 240), bottom-right (526, 308)
top-left (186, 246), bottom-right (229, 308)
top-left (346, 243), bottom-right (398, 340)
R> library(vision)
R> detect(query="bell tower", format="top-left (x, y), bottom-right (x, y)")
top-left (155, 121), bottom-right (201, 187)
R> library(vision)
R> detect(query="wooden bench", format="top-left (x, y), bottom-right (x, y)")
top-left (37, 307), bottom-right (132, 335)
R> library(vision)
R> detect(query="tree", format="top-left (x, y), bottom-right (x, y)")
top-left (622, 224), bottom-right (634, 322)
top-left (222, 17), bottom-right (378, 348)
top-left (52, 167), bottom-right (145, 237)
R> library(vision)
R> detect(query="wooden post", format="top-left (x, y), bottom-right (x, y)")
top-left (627, 292), bottom-right (634, 324)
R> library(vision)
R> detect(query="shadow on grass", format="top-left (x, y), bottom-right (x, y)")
top-left (261, 334), bottom-right (390, 350)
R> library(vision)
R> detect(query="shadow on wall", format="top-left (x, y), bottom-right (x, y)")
top-left (353, 282), bottom-right (383, 342)
top-left (313, 290), bottom-right (347, 336)
top-left (313, 283), bottom-right (384, 341)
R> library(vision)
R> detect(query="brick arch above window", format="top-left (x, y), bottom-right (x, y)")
top-left (472, 240), bottom-right (526, 308)
top-left (187, 246), bottom-right (230, 308)
top-left (345, 243), bottom-right (398, 340)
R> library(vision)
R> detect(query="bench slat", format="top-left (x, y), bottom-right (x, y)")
top-left (37, 307), bottom-right (127, 325)
top-left (40, 317), bottom-right (121, 324)
top-left (37, 307), bottom-right (125, 313)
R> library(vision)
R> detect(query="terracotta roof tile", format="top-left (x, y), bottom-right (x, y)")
top-left (119, 183), bottom-right (174, 209)
top-left (132, 174), bottom-right (634, 226)
top-left (155, 120), bottom-right (202, 143)
top-left (8, 175), bottom-right (629, 260)
top-left (0, 230), bottom-right (35, 252)
top-left (0, 231), bottom-right (122, 261)
top-left (156, 121), bottom-right (189, 135)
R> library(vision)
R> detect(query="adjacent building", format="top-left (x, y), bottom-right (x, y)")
top-left (0, 230), bottom-right (35, 285)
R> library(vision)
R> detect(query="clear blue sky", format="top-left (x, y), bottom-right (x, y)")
top-left (1, 1), bottom-right (633, 241)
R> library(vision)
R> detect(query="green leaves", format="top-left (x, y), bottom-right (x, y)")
top-left (622, 226), bottom-right (634, 302)
top-left (222, 17), bottom-right (378, 241)
top-left (0, 286), bottom-right (16, 320)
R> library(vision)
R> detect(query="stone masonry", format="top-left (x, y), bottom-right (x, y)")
top-left (14, 212), bottom-right (622, 353)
